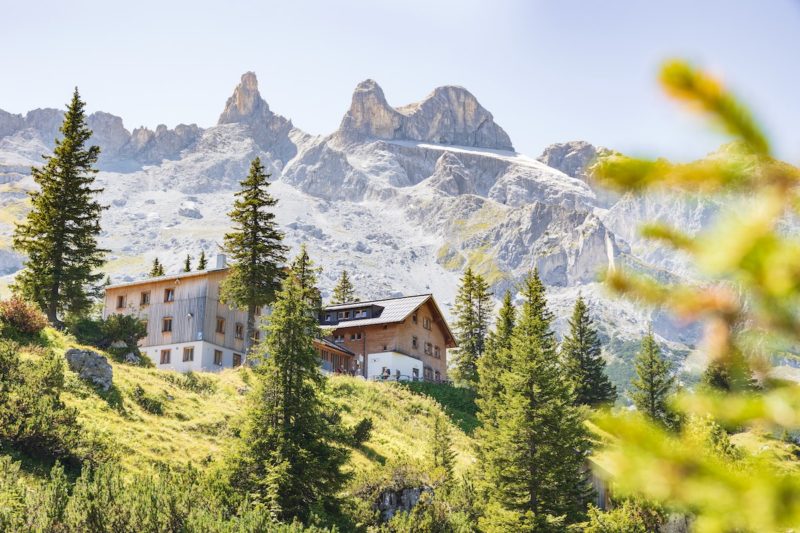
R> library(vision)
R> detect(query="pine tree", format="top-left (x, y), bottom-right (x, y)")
top-left (631, 329), bottom-right (675, 427)
top-left (149, 258), bottom-right (164, 277)
top-left (451, 268), bottom-right (493, 388)
top-left (480, 271), bottom-right (591, 529)
top-left (476, 289), bottom-right (515, 486)
top-left (12, 89), bottom-right (107, 325)
top-left (330, 270), bottom-right (357, 304)
top-left (561, 296), bottom-right (616, 407)
top-left (219, 157), bottom-right (288, 354)
top-left (197, 250), bottom-right (207, 270)
top-left (229, 250), bottom-right (348, 522)
top-left (183, 254), bottom-right (192, 272)
top-left (290, 244), bottom-right (322, 316)
top-left (431, 412), bottom-right (456, 495)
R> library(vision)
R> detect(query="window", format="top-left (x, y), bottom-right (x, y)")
top-left (235, 322), bottom-right (244, 339)
top-left (382, 345), bottom-right (388, 351)
top-left (355, 309), bottom-right (367, 318)
top-left (423, 317), bottom-right (431, 330)
top-left (164, 288), bottom-right (175, 302)
top-left (424, 342), bottom-right (432, 355)
top-left (233, 353), bottom-right (242, 368)
top-left (116, 295), bottom-right (126, 309)
top-left (434, 370), bottom-right (441, 382)
top-left (412, 367), bottom-right (420, 381)
top-left (412, 313), bottom-right (418, 324)
top-left (424, 367), bottom-right (433, 380)
top-left (140, 291), bottom-right (151, 306)
top-left (325, 313), bottom-right (333, 322)
top-left (350, 332), bottom-right (362, 341)
top-left (216, 317), bottom-right (225, 334)
top-left (162, 317), bottom-right (173, 333)
top-left (253, 330), bottom-right (261, 343)
top-left (334, 334), bottom-right (344, 343)
top-left (434, 345), bottom-right (441, 359)
top-left (160, 349), bottom-right (171, 364)
top-left (255, 306), bottom-right (262, 316)
top-left (183, 347), bottom-right (194, 362)
top-left (412, 336), bottom-right (418, 349)
top-left (214, 349), bottom-right (223, 366)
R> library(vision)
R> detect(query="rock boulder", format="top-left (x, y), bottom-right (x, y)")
top-left (65, 348), bottom-right (113, 391)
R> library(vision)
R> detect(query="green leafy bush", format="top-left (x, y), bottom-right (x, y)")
top-left (0, 341), bottom-right (82, 462)
top-left (66, 313), bottom-right (148, 365)
top-left (0, 296), bottom-right (48, 337)
top-left (161, 371), bottom-right (217, 395)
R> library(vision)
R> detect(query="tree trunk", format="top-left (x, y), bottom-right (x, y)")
top-left (245, 303), bottom-right (256, 358)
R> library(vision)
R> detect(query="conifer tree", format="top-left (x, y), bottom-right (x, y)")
top-left (197, 250), bottom-right (207, 270)
top-left (149, 258), bottom-right (164, 277)
top-left (12, 89), bottom-right (107, 325)
top-left (451, 268), bottom-right (493, 388)
top-left (631, 330), bottom-right (675, 428)
top-left (290, 244), bottom-right (322, 316)
top-left (219, 157), bottom-right (288, 354)
top-left (480, 271), bottom-right (591, 529)
top-left (561, 296), bottom-right (616, 407)
top-left (183, 254), bottom-right (192, 272)
top-left (229, 250), bottom-right (348, 521)
top-left (476, 289), bottom-right (515, 482)
top-left (432, 412), bottom-right (456, 494)
top-left (330, 270), bottom-right (357, 304)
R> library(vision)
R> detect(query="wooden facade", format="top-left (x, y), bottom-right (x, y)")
top-left (321, 296), bottom-right (455, 381)
top-left (103, 266), bottom-right (257, 370)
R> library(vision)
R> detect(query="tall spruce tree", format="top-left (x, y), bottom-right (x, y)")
top-left (432, 412), bottom-right (456, 494)
top-left (149, 258), bottom-right (164, 277)
top-left (330, 270), bottom-right (357, 304)
top-left (197, 250), bottom-right (207, 270)
top-left (480, 270), bottom-right (591, 530)
top-left (561, 296), bottom-right (616, 407)
top-left (476, 289), bottom-right (515, 482)
top-left (290, 244), bottom-right (322, 316)
top-left (219, 157), bottom-right (288, 354)
top-left (183, 254), bottom-right (192, 272)
top-left (631, 330), bottom-right (675, 428)
top-left (12, 89), bottom-right (107, 325)
top-left (451, 268), bottom-right (493, 388)
top-left (229, 250), bottom-right (348, 521)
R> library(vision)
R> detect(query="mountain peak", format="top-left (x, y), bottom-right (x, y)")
top-left (218, 71), bottom-right (268, 125)
top-left (337, 80), bottom-right (513, 150)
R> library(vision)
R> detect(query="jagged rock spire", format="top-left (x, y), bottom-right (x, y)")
top-left (337, 79), bottom-right (513, 151)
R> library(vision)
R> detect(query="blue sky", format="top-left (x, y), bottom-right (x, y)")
top-left (2, 0), bottom-right (798, 161)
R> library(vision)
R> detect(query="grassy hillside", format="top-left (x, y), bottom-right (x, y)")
top-left (6, 329), bottom-right (476, 482)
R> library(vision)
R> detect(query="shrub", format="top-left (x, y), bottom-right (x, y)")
top-left (130, 384), bottom-right (164, 415)
top-left (0, 296), bottom-right (48, 336)
top-left (351, 417), bottom-right (373, 446)
top-left (0, 341), bottom-right (82, 462)
top-left (162, 371), bottom-right (217, 395)
top-left (66, 313), bottom-right (148, 365)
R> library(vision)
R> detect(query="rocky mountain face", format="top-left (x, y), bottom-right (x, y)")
top-left (0, 72), bottom-right (708, 384)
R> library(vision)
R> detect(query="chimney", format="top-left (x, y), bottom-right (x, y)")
top-left (216, 254), bottom-right (227, 269)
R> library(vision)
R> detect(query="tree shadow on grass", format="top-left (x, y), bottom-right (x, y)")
top-left (96, 383), bottom-right (126, 414)
top-left (358, 444), bottom-right (386, 465)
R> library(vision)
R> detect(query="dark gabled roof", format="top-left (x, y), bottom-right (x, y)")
top-left (322, 294), bottom-right (457, 348)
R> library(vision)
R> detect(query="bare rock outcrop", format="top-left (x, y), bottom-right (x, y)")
top-left (65, 348), bottom-right (113, 391)
top-left (217, 71), bottom-right (297, 163)
top-left (337, 79), bottom-right (513, 150)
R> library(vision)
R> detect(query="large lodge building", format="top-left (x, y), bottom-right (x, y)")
top-left (102, 255), bottom-right (455, 381)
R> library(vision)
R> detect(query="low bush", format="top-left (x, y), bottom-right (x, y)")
top-left (0, 296), bottom-right (48, 337)
top-left (162, 371), bottom-right (217, 395)
top-left (66, 314), bottom-right (148, 365)
top-left (0, 341), bottom-right (83, 463)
